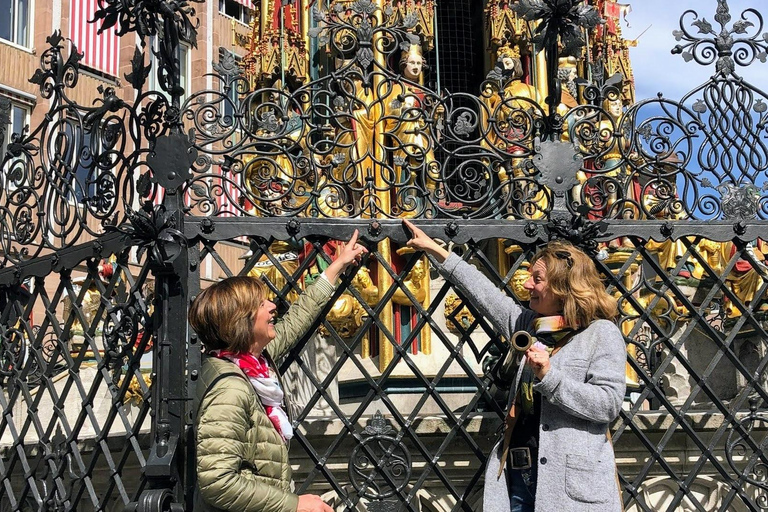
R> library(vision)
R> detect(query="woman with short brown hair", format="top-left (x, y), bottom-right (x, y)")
top-left (191, 231), bottom-right (367, 512)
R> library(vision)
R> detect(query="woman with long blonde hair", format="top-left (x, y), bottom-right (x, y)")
top-left (404, 220), bottom-right (625, 512)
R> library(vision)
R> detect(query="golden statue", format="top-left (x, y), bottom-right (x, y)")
top-left (556, 56), bottom-right (579, 118)
top-left (616, 283), bottom-right (687, 389)
top-left (480, 45), bottom-right (548, 218)
top-left (481, 45), bottom-right (545, 154)
top-left (62, 259), bottom-right (117, 342)
top-left (493, 46), bottom-right (545, 114)
top-left (511, 262), bottom-right (531, 301)
top-left (325, 267), bottom-right (380, 341)
top-left (63, 279), bottom-right (102, 337)
top-left (121, 374), bottom-right (153, 406)
top-left (328, 57), bottom-right (373, 214)
top-left (392, 256), bottom-right (429, 305)
top-left (246, 241), bottom-right (300, 303)
top-left (350, 265), bottom-right (379, 306)
top-left (692, 239), bottom-right (768, 318)
top-left (643, 177), bottom-right (695, 273)
top-left (384, 44), bottom-right (440, 216)
top-left (443, 293), bottom-right (476, 334)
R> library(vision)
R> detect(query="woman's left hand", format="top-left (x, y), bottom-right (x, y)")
top-left (324, 229), bottom-right (369, 283)
top-left (526, 346), bottom-right (550, 380)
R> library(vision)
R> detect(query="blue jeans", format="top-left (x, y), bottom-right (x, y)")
top-left (508, 466), bottom-right (536, 512)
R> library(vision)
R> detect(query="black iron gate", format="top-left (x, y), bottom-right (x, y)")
top-left (2, 1), bottom-right (768, 510)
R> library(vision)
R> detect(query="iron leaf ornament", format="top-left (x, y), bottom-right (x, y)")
top-left (108, 202), bottom-right (187, 266)
top-left (513, 0), bottom-right (604, 53)
top-left (29, 31), bottom-right (83, 98)
top-left (94, 0), bottom-right (203, 102)
top-left (125, 47), bottom-right (152, 92)
top-left (362, 411), bottom-right (394, 436)
top-left (717, 182), bottom-right (762, 220)
top-left (93, 0), bottom-right (202, 46)
top-left (545, 205), bottom-right (610, 258)
top-left (672, 0), bottom-right (768, 75)
top-left (212, 47), bottom-right (241, 79)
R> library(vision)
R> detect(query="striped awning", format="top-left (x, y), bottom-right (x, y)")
top-left (234, 0), bottom-right (256, 11)
top-left (70, 0), bottom-right (121, 77)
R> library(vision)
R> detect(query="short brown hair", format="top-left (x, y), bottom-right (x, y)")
top-left (530, 241), bottom-right (618, 330)
top-left (188, 276), bottom-right (268, 352)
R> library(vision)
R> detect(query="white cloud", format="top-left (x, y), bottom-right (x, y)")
top-left (625, 0), bottom-right (768, 101)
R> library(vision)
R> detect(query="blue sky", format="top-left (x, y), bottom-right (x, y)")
top-left (618, 1), bottom-right (768, 217)
top-left (625, 0), bottom-right (768, 101)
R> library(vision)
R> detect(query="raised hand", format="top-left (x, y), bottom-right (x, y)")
top-left (324, 229), bottom-right (368, 284)
top-left (403, 219), bottom-right (449, 263)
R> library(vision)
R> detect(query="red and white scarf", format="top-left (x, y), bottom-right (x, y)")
top-left (213, 350), bottom-right (293, 442)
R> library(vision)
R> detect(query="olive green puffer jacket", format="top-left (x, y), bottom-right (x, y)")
top-left (195, 277), bottom-right (335, 512)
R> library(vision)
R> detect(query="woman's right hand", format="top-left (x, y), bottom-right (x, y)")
top-left (297, 494), bottom-right (333, 512)
top-left (323, 229), bottom-right (368, 284)
top-left (403, 220), bottom-right (449, 263)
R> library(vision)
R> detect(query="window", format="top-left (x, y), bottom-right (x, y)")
top-left (149, 38), bottom-right (190, 103)
top-left (1, 101), bottom-right (28, 155)
top-left (73, 125), bottom-right (96, 203)
top-left (48, 117), bottom-right (101, 204)
top-left (0, 0), bottom-right (30, 47)
top-left (223, 79), bottom-right (239, 123)
top-left (219, 48), bottom-right (242, 123)
top-left (219, 0), bottom-right (252, 25)
top-left (1, 100), bottom-right (29, 189)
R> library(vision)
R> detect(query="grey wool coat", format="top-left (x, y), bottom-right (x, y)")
top-left (438, 253), bottom-right (626, 512)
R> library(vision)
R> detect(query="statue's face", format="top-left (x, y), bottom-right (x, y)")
top-left (564, 66), bottom-right (577, 82)
top-left (608, 99), bottom-right (623, 118)
top-left (403, 54), bottom-right (423, 80)
top-left (502, 56), bottom-right (515, 70)
top-left (512, 268), bottom-right (531, 301)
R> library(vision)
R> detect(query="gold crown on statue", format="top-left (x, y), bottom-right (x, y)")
top-left (400, 43), bottom-right (424, 68)
top-left (405, 43), bottom-right (423, 58)
top-left (497, 45), bottom-right (521, 60)
top-left (558, 56), bottom-right (578, 68)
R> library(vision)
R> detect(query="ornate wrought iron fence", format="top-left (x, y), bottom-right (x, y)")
top-left (1, 0), bottom-right (768, 510)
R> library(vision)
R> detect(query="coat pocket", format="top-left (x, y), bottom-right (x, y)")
top-left (564, 454), bottom-right (613, 503)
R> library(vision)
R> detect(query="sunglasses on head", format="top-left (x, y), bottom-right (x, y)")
top-left (554, 250), bottom-right (574, 268)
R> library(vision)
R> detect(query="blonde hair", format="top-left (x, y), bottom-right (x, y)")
top-left (188, 276), bottom-right (268, 352)
top-left (530, 241), bottom-right (618, 329)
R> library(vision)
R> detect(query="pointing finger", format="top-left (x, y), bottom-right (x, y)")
top-left (347, 229), bottom-right (359, 247)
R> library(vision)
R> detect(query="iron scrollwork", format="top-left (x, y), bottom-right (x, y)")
top-left (5, 1), bottom-right (768, 510)
top-left (619, 0), bottom-right (768, 221)
top-left (725, 398), bottom-right (768, 505)
top-left (672, 0), bottom-right (768, 75)
top-left (349, 411), bottom-right (412, 501)
top-left (0, 31), bottom-right (175, 265)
